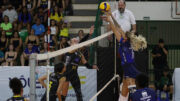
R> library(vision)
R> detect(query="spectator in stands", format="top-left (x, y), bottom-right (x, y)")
top-left (152, 38), bottom-right (168, 90)
top-left (0, 31), bottom-right (8, 52)
top-left (159, 67), bottom-right (173, 100)
top-left (50, 5), bottom-right (63, 23)
top-left (44, 30), bottom-right (58, 51)
top-left (51, 0), bottom-right (65, 10)
top-left (76, 30), bottom-right (84, 42)
top-left (23, 0), bottom-right (36, 13)
top-left (5, 44), bottom-right (17, 66)
top-left (33, 7), bottom-right (47, 25)
top-left (0, 0), bottom-right (10, 10)
top-left (3, 3), bottom-right (18, 23)
top-left (39, 43), bottom-right (48, 66)
top-left (0, 48), bottom-right (5, 65)
top-left (10, 31), bottom-right (22, 52)
top-left (59, 20), bottom-right (70, 41)
top-left (50, 19), bottom-right (58, 37)
top-left (131, 73), bottom-right (156, 101)
top-left (12, 22), bottom-right (18, 31)
top-left (7, 77), bottom-right (29, 101)
top-left (20, 43), bottom-right (39, 66)
top-left (32, 18), bottom-right (45, 38)
top-left (18, 23), bottom-right (29, 42)
top-left (18, 7), bottom-right (31, 32)
top-left (37, 0), bottom-right (48, 10)
top-left (0, 16), bottom-right (12, 39)
top-left (25, 29), bottom-right (39, 46)
top-left (64, 0), bottom-right (73, 16)
top-left (10, 0), bottom-right (22, 12)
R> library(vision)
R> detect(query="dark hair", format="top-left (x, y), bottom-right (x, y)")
top-left (159, 38), bottom-right (164, 43)
top-left (13, 31), bottom-right (20, 38)
top-left (52, 5), bottom-right (62, 17)
top-left (9, 78), bottom-right (23, 95)
top-left (54, 62), bottom-right (64, 73)
top-left (135, 73), bottom-right (149, 88)
top-left (21, 7), bottom-right (29, 22)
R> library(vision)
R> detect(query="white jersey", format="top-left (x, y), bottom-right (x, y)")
top-left (112, 9), bottom-right (136, 32)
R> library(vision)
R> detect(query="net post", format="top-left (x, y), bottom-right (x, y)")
top-left (29, 53), bottom-right (37, 101)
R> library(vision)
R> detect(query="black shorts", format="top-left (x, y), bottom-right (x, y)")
top-left (41, 93), bottom-right (57, 101)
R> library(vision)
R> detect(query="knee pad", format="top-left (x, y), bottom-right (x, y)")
top-left (128, 85), bottom-right (136, 94)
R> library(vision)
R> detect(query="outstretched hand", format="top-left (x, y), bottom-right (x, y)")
top-left (89, 25), bottom-right (94, 35)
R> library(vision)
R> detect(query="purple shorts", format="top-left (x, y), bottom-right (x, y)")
top-left (122, 63), bottom-right (139, 78)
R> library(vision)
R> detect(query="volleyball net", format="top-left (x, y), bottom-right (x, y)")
top-left (29, 30), bottom-right (120, 101)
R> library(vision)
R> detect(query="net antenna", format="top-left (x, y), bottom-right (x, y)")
top-left (46, 0), bottom-right (51, 101)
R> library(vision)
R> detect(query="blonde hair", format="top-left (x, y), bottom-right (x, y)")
top-left (126, 32), bottom-right (147, 51)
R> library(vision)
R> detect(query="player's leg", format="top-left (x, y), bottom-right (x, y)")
top-left (70, 74), bottom-right (83, 101)
top-left (61, 81), bottom-right (70, 101)
top-left (119, 78), bottom-right (129, 101)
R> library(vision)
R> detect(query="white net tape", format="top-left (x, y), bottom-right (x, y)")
top-left (36, 31), bottom-right (113, 60)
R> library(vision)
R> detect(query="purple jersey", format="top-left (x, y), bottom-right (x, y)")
top-left (131, 88), bottom-right (156, 101)
top-left (119, 38), bottom-right (134, 65)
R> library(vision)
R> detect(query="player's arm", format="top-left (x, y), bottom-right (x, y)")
top-left (80, 53), bottom-right (99, 70)
top-left (131, 24), bottom-right (136, 33)
top-left (57, 77), bottom-right (66, 101)
top-left (105, 15), bottom-right (122, 42)
top-left (38, 75), bottom-right (47, 88)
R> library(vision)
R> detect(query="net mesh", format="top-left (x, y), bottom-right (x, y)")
top-left (30, 30), bottom-right (120, 101)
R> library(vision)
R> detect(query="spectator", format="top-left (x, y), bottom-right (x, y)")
top-left (34, 7), bottom-right (47, 25)
top-left (59, 21), bottom-right (70, 40)
top-left (0, 31), bottom-right (8, 52)
top-left (152, 38), bottom-right (168, 90)
top-left (10, 31), bottom-right (22, 52)
top-left (0, 16), bottom-right (13, 39)
top-left (10, 0), bottom-right (23, 12)
top-left (3, 3), bottom-right (18, 23)
top-left (50, 5), bottom-right (63, 23)
top-left (39, 43), bottom-right (48, 66)
top-left (131, 73), bottom-right (156, 101)
top-left (76, 30), bottom-right (84, 42)
top-left (5, 44), bottom-right (17, 66)
top-left (50, 19), bottom-right (58, 36)
top-left (23, 0), bottom-right (36, 13)
top-left (18, 7), bottom-right (31, 32)
top-left (20, 43), bottom-right (39, 66)
top-left (0, 48), bottom-right (5, 65)
top-left (51, 0), bottom-right (65, 10)
top-left (12, 22), bottom-right (18, 31)
top-left (7, 78), bottom-right (29, 101)
top-left (37, 0), bottom-right (48, 10)
top-left (159, 67), bottom-right (173, 100)
top-left (18, 23), bottom-right (28, 42)
top-left (64, 0), bottom-right (73, 16)
top-left (32, 18), bottom-right (45, 38)
top-left (44, 30), bottom-right (58, 51)
top-left (25, 29), bottom-right (39, 46)
top-left (0, 0), bottom-right (10, 10)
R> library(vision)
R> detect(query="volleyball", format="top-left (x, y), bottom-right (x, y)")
top-left (99, 2), bottom-right (110, 12)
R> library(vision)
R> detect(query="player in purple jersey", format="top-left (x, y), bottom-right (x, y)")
top-left (103, 11), bottom-right (147, 101)
top-left (131, 73), bottom-right (156, 101)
